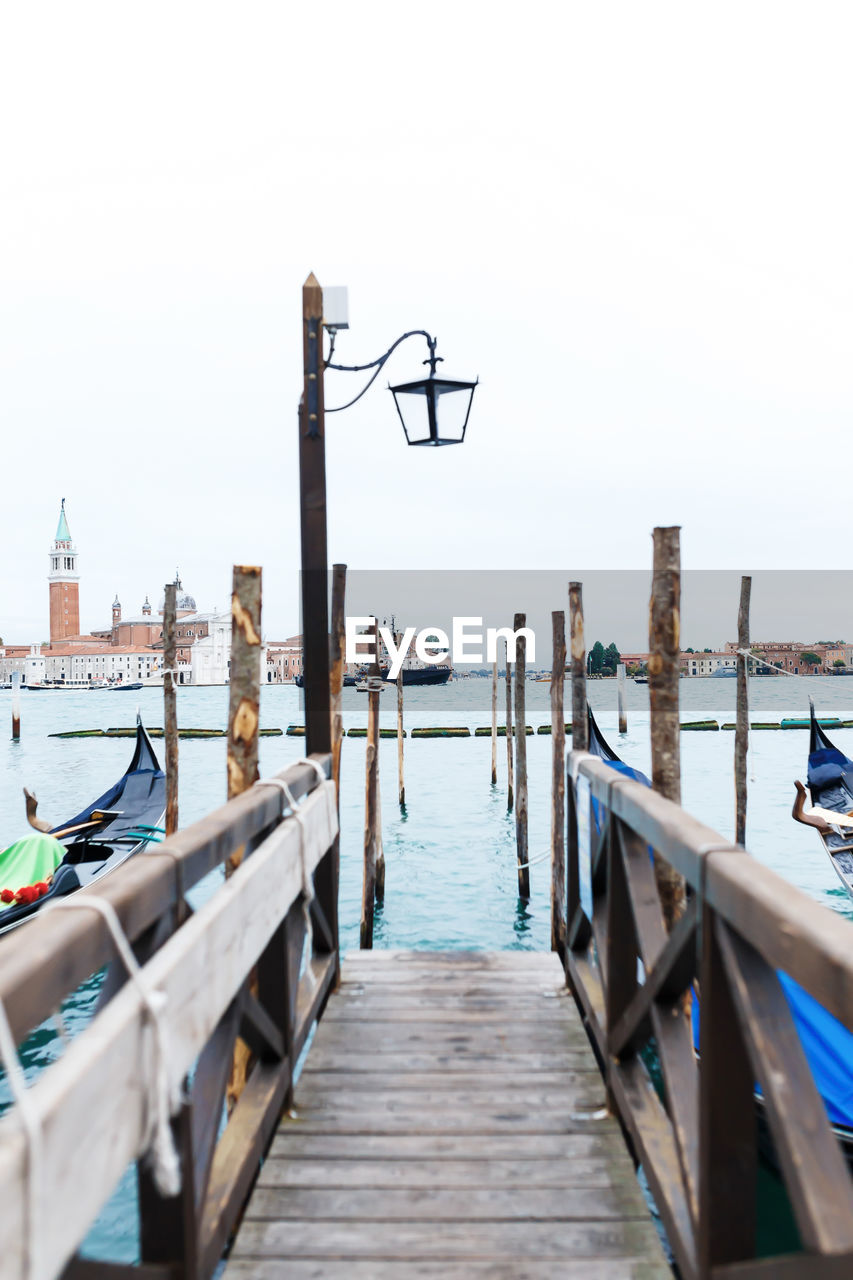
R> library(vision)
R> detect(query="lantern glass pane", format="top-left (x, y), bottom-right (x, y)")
top-left (433, 385), bottom-right (473, 443)
top-left (394, 388), bottom-right (432, 444)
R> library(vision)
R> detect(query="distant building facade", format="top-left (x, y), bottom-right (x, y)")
top-left (2, 503), bottom-right (304, 688)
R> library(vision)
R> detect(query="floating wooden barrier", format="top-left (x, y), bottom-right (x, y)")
top-left (51, 727), bottom-right (283, 739)
top-left (782, 717), bottom-right (840, 729)
top-left (475, 724), bottom-right (533, 736)
top-left (536, 724), bottom-right (572, 735)
top-left (680, 720), bottom-right (719, 731)
top-left (407, 732), bottom-right (468, 742)
top-left (286, 725), bottom-right (306, 736)
top-left (347, 727), bottom-right (405, 738)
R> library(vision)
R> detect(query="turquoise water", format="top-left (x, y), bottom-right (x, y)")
top-left (1, 674), bottom-right (851, 1261)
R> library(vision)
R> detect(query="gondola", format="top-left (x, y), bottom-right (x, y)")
top-left (0, 715), bottom-right (166, 934)
top-left (792, 700), bottom-right (853, 901)
top-left (584, 704), bottom-right (853, 1173)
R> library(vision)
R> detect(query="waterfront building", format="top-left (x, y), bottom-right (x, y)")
top-left (724, 640), bottom-right (831, 675)
top-left (265, 636), bottom-right (304, 683)
top-left (682, 651), bottom-right (738, 677)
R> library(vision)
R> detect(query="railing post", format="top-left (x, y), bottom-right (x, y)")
top-left (550, 610), bottom-right (566, 961)
top-left (698, 904), bottom-right (756, 1275)
top-left (514, 612), bottom-right (530, 899)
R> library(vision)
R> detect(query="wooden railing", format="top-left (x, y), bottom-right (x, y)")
top-left (565, 749), bottom-right (853, 1280)
top-left (0, 753), bottom-right (338, 1280)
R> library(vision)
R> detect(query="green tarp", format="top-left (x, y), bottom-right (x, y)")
top-left (0, 832), bottom-right (64, 906)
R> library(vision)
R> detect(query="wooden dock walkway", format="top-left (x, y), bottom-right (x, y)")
top-left (226, 949), bottom-right (669, 1278)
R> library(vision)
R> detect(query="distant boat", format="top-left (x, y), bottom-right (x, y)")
top-left (794, 702), bottom-right (853, 902)
top-left (633, 675), bottom-right (648, 685)
top-left (710, 667), bottom-right (737, 678)
top-left (380, 665), bottom-right (451, 687)
top-left (108, 681), bottom-right (144, 691)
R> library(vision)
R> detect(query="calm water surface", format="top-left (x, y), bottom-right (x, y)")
top-left (1, 674), bottom-right (850, 1259)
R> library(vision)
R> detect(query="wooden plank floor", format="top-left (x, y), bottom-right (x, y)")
top-left (226, 950), bottom-right (671, 1279)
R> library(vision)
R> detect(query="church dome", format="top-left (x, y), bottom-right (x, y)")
top-left (159, 573), bottom-right (196, 614)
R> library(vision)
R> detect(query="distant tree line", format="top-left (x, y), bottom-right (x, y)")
top-left (587, 641), bottom-right (621, 676)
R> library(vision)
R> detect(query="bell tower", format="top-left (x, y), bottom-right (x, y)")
top-left (48, 499), bottom-right (80, 644)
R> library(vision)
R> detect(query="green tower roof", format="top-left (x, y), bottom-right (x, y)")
top-left (55, 498), bottom-right (71, 543)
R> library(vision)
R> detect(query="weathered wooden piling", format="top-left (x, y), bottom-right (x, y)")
top-left (225, 565), bottom-right (262, 1110)
top-left (397, 635), bottom-right (405, 808)
top-left (163, 582), bottom-right (178, 836)
top-left (226, 566), bottom-right (262, 859)
top-left (504, 639), bottom-right (514, 811)
top-left (490, 658), bottom-right (498, 785)
top-left (736, 575), bottom-right (752, 846)
top-left (649, 527), bottom-right (685, 930)
top-left (329, 564), bottom-right (346, 806)
top-left (551, 611), bottom-right (567, 959)
top-left (569, 582), bottom-right (588, 750)
top-left (361, 618), bottom-right (380, 947)
top-left (514, 613), bottom-right (530, 899)
top-left (617, 662), bottom-right (628, 734)
top-left (10, 671), bottom-right (20, 742)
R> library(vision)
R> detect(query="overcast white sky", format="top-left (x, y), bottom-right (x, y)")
top-left (2, 3), bottom-right (851, 643)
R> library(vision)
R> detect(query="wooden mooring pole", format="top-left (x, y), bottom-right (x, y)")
top-left (649, 528), bottom-right (685, 930)
top-left (225, 564), bottom-right (262, 1111)
top-left (569, 582), bottom-right (588, 750)
top-left (361, 618), bottom-right (380, 948)
top-left (397, 634), bottom-right (405, 808)
top-left (551, 611), bottom-right (567, 959)
top-left (226, 566), bottom-right (262, 860)
top-left (617, 662), bottom-right (628, 734)
top-left (490, 658), bottom-right (498, 785)
top-left (514, 613), bottom-right (530, 899)
top-left (736, 575), bottom-right (752, 846)
top-left (163, 582), bottom-right (178, 836)
top-left (505, 639), bottom-right (514, 811)
top-left (10, 671), bottom-right (20, 742)
top-left (330, 564), bottom-right (346, 806)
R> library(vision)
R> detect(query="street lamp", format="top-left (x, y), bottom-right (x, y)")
top-left (298, 274), bottom-right (476, 757)
top-left (326, 326), bottom-right (477, 448)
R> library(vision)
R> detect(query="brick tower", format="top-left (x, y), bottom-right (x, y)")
top-left (49, 499), bottom-right (80, 643)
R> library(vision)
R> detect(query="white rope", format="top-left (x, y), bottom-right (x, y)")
top-left (255, 762), bottom-right (335, 992)
top-left (40, 896), bottom-right (182, 1197)
top-left (280, 781), bottom-right (317, 990)
top-left (735, 648), bottom-right (812, 678)
top-left (515, 848), bottom-right (552, 870)
top-left (0, 999), bottom-right (43, 1280)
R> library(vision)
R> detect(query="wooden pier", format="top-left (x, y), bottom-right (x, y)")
top-left (226, 949), bottom-right (668, 1278)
